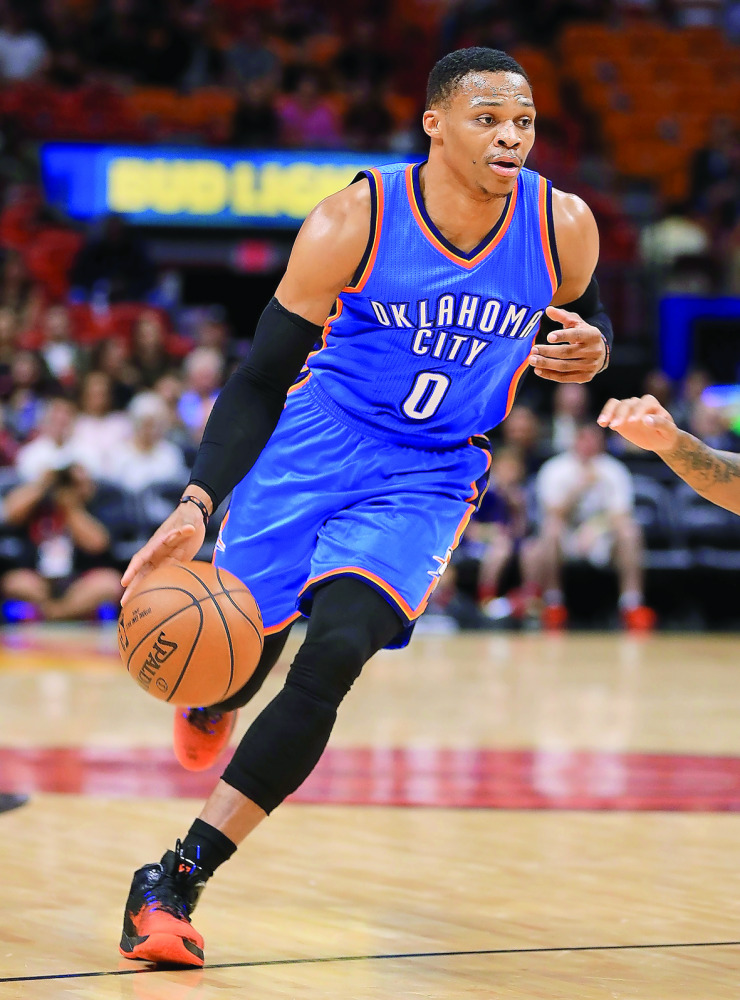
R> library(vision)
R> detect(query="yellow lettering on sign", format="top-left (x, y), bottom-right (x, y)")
top-left (108, 156), bottom-right (363, 220)
top-left (108, 159), bottom-right (151, 213)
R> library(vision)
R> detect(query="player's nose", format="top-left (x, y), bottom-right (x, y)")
top-left (494, 122), bottom-right (520, 147)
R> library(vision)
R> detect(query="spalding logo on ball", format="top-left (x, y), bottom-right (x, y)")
top-left (118, 561), bottom-right (264, 708)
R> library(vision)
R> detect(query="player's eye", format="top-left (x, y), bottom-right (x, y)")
top-left (518, 117), bottom-right (533, 128)
top-left (477, 115), bottom-right (495, 125)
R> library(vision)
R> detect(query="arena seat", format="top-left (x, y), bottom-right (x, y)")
top-left (673, 481), bottom-right (740, 550)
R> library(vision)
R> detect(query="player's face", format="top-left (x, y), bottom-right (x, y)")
top-left (431, 71), bottom-right (535, 196)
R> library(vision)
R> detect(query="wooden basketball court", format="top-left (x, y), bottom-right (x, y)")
top-left (1, 624), bottom-right (739, 998)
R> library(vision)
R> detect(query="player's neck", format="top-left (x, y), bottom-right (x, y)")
top-left (419, 159), bottom-right (510, 255)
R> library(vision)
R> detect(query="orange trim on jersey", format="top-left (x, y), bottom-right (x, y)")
top-left (264, 610), bottom-right (302, 635)
top-left (538, 175), bottom-right (559, 295)
top-left (305, 297), bottom-right (342, 364)
top-left (287, 298), bottom-right (343, 403)
top-left (342, 167), bottom-right (384, 294)
top-left (504, 353), bottom-right (533, 419)
top-left (299, 566), bottom-right (422, 620)
top-left (286, 371), bottom-right (312, 396)
top-left (298, 447), bottom-right (492, 621)
top-left (405, 163), bottom-right (518, 269)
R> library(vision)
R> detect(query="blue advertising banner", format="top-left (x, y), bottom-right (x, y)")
top-left (40, 144), bottom-right (419, 228)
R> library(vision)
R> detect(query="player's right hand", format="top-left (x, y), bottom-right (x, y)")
top-left (597, 394), bottom-right (679, 453)
top-left (120, 506), bottom-right (206, 606)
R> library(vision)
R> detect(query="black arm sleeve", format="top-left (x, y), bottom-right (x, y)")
top-left (538, 274), bottom-right (613, 370)
top-left (188, 297), bottom-right (323, 510)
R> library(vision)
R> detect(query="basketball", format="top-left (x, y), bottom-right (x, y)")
top-left (117, 561), bottom-right (263, 707)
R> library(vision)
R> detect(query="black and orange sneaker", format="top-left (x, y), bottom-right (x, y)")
top-left (173, 707), bottom-right (238, 772)
top-left (119, 841), bottom-right (208, 967)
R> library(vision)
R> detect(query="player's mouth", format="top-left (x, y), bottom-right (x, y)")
top-left (487, 156), bottom-right (520, 177)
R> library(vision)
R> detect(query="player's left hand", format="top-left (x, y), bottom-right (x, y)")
top-left (528, 306), bottom-right (607, 383)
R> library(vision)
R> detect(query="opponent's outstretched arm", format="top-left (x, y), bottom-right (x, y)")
top-left (598, 394), bottom-right (740, 516)
top-left (121, 182), bottom-right (371, 600)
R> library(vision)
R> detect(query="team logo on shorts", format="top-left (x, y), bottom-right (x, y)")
top-left (428, 547), bottom-right (454, 582)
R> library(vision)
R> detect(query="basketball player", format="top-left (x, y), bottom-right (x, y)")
top-left (599, 394), bottom-right (740, 514)
top-left (118, 48), bottom-right (615, 967)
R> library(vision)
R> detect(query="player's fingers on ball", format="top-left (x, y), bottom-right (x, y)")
top-left (121, 554), bottom-right (146, 586)
top-left (162, 524), bottom-right (196, 547)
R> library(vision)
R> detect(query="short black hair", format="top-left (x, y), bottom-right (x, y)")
top-left (426, 47), bottom-right (530, 110)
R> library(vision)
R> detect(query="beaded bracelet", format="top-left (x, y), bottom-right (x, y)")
top-left (179, 495), bottom-right (210, 527)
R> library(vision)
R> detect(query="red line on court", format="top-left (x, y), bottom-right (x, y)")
top-left (2, 746), bottom-right (740, 811)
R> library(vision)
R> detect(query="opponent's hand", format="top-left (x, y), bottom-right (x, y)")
top-left (529, 306), bottom-right (607, 383)
top-left (120, 504), bottom-right (206, 605)
top-left (597, 394), bottom-right (679, 453)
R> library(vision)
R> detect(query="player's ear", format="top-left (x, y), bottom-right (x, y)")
top-left (422, 109), bottom-right (442, 140)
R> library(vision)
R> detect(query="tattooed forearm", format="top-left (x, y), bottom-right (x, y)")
top-left (661, 430), bottom-right (740, 514)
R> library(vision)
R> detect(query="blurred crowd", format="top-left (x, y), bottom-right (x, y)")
top-left (0, 226), bottom-right (737, 630)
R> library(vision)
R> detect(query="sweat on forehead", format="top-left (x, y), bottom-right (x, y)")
top-left (425, 48), bottom-right (530, 109)
top-left (441, 72), bottom-right (532, 110)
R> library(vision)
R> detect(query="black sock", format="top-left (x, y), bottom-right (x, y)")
top-left (181, 818), bottom-right (237, 875)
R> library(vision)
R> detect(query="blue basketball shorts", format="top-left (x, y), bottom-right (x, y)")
top-left (213, 379), bottom-right (491, 649)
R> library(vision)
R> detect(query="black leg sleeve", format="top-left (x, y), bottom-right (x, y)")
top-left (220, 579), bottom-right (402, 813)
top-left (212, 627), bottom-right (293, 712)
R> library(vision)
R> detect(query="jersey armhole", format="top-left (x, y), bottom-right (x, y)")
top-left (539, 177), bottom-right (562, 294)
top-left (344, 168), bottom-right (384, 293)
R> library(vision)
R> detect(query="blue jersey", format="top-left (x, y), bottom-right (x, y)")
top-left (303, 160), bottom-right (561, 447)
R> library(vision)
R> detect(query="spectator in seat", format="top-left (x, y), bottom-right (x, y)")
top-left (69, 214), bottom-right (156, 305)
top-left (5, 350), bottom-right (58, 443)
top-left (549, 382), bottom-right (590, 454)
top-left (688, 398), bottom-right (740, 452)
top-left (277, 71), bottom-right (341, 149)
top-left (89, 336), bottom-right (140, 410)
top-left (192, 310), bottom-right (242, 370)
top-left (110, 392), bottom-right (187, 493)
top-left (230, 77), bottom-right (280, 148)
top-left (333, 20), bottom-right (390, 89)
top-left (0, 251), bottom-right (42, 332)
top-left (177, 347), bottom-right (223, 444)
top-left (671, 368), bottom-right (711, 429)
top-left (15, 396), bottom-right (93, 481)
top-left (136, 18), bottom-right (193, 87)
top-left (225, 18), bottom-right (279, 88)
top-left (0, 306), bottom-right (20, 400)
top-left (0, 402), bottom-right (18, 465)
top-left (130, 310), bottom-right (175, 388)
top-left (69, 371), bottom-right (132, 479)
top-left (0, 8), bottom-right (49, 82)
top-left (36, 305), bottom-right (85, 391)
top-left (528, 423), bottom-right (654, 631)
top-left (0, 460), bottom-right (122, 622)
top-left (500, 404), bottom-right (549, 476)
top-left (153, 372), bottom-right (194, 465)
top-left (342, 83), bottom-right (393, 151)
top-left (459, 446), bottom-right (532, 624)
